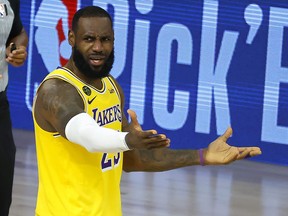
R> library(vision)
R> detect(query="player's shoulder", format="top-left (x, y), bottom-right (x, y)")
top-left (41, 67), bottom-right (75, 89)
top-left (38, 77), bottom-right (76, 98)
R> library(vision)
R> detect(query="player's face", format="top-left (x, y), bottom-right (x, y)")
top-left (72, 16), bottom-right (114, 79)
top-left (73, 45), bottom-right (114, 79)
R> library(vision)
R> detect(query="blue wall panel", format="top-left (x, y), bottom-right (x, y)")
top-left (8, 0), bottom-right (288, 165)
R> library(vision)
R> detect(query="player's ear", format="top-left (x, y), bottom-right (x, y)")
top-left (68, 30), bottom-right (75, 46)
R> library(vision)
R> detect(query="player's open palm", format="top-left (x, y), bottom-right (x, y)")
top-left (205, 127), bottom-right (262, 165)
top-left (125, 109), bottom-right (170, 150)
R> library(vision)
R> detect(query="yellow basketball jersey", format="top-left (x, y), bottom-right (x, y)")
top-left (33, 67), bottom-right (124, 216)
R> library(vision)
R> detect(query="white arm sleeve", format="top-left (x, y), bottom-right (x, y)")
top-left (65, 112), bottom-right (130, 153)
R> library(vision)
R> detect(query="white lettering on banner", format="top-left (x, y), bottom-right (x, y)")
top-left (262, 7), bottom-right (288, 145)
top-left (129, 0), bottom-right (154, 124)
top-left (93, 0), bottom-right (129, 78)
top-left (244, 4), bottom-right (263, 44)
top-left (153, 23), bottom-right (192, 130)
top-left (196, 0), bottom-right (237, 135)
top-left (25, 0), bottom-right (288, 145)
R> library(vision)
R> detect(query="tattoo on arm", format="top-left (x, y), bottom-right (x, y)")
top-left (133, 148), bottom-right (200, 172)
top-left (38, 79), bottom-right (84, 136)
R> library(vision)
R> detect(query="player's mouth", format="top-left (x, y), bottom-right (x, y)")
top-left (89, 55), bottom-right (105, 66)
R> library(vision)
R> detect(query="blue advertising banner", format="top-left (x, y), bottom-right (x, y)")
top-left (8, 0), bottom-right (288, 165)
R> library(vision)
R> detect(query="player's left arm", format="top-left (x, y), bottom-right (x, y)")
top-left (123, 127), bottom-right (262, 172)
top-left (108, 76), bottom-right (262, 172)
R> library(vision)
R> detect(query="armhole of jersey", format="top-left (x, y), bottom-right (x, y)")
top-left (107, 76), bottom-right (122, 108)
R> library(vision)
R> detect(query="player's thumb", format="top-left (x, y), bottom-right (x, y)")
top-left (220, 127), bottom-right (233, 142)
top-left (127, 109), bottom-right (140, 127)
top-left (127, 109), bottom-right (143, 132)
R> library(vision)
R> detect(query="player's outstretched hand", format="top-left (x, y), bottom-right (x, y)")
top-left (203, 127), bottom-right (262, 165)
top-left (125, 109), bottom-right (170, 150)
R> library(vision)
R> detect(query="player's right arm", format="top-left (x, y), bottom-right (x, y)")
top-left (33, 78), bottom-right (169, 152)
top-left (33, 78), bottom-right (84, 136)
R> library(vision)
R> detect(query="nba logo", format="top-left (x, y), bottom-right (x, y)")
top-left (25, 0), bottom-right (129, 111)
top-left (25, 0), bottom-right (79, 110)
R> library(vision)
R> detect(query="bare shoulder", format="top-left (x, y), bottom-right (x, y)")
top-left (34, 78), bottom-right (84, 134)
top-left (35, 78), bottom-right (81, 110)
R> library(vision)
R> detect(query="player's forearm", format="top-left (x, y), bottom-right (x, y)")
top-left (124, 148), bottom-right (203, 172)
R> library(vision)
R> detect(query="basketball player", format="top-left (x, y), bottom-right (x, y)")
top-left (0, 0), bottom-right (28, 215)
top-left (32, 6), bottom-right (261, 216)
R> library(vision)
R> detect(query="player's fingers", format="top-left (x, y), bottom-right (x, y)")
top-left (237, 148), bottom-right (252, 160)
top-left (140, 133), bottom-right (169, 146)
top-left (219, 127), bottom-right (233, 142)
top-left (237, 147), bottom-right (247, 153)
top-left (147, 133), bottom-right (167, 141)
top-left (249, 148), bottom-right (262, 156)
top-left (223, 147), bottom-right (238, 163)
top-left (147, 139), bottom-right (171, 149)
top-left (141, 130), bottom-right (158, 138)
top-left (249, 147), bottom-right (261, 152)
top-left (238, 147), bottom-right (261, 155)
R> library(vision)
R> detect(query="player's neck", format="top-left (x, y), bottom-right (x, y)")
top-left (64, 60), bottom-right (103, 89)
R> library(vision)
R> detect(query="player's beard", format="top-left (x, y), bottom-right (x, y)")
top-left (73, 46), bottom-right (114, 79)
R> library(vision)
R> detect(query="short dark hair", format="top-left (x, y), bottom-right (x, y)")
top-left (72, 6), bottom-right (113, 32)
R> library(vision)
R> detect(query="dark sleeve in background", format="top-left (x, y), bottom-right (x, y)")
top-left (7, 0), bottom-right (24, 43)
